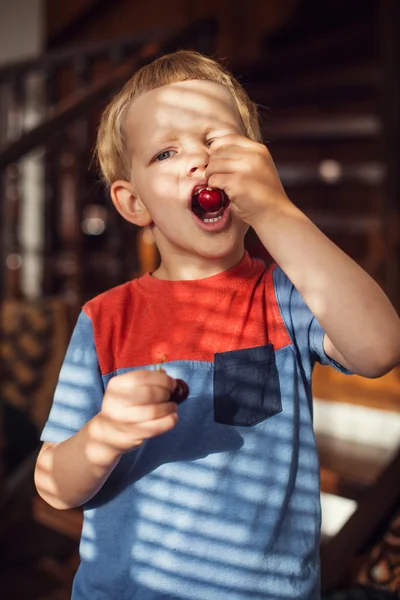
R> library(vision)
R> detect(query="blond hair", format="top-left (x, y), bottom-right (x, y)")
top-left (96, 50), bottom-right (262, 186)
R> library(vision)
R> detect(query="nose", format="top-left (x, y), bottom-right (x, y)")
top-left (186, 147), bottom-right (209, 177)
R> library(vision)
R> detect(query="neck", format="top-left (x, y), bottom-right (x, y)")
top-left (152, 245), bottom-right (245, 281)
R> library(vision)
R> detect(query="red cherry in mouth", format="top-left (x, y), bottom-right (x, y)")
top-left (197, 188), bottom-right (224, 212)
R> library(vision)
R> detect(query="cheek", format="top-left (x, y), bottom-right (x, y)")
top-left (152, 173), bottom-right (177, 199)
top-left (137, 170), bottom-right (179, 207)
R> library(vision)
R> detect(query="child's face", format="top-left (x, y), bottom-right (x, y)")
top-left (120, 79), bottom-right (249, 265)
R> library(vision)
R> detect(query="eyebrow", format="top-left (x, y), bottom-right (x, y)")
top-left (141, 124), bottom-right (240, 158)
top-left (150, 133), bottom-right (179, 147)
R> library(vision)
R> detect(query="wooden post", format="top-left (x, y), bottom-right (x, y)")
top-left (379, 0), bottom-right (400, 310)
top-left (57, 147), bottom-right (82, 323)
top-left (0, 171), bottom-right (7, 495)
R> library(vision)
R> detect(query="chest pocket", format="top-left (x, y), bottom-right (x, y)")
top-left (214, 344), bottom-right (282, 427)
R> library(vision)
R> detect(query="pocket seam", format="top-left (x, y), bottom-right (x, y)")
top-left (220, 358), bottom-right (275, 369)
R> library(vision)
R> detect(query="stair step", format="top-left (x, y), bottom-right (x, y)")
top-left (313, 364), bottom-right (400, 413)
top-left (270, 139), bottom-right (380, 165)
top-left (317, 434), bottom-right (394, 501)
top-left (248, 66), bottom-right (380, 108)
top-left (264, 114), bottom-right (381, 141)
top-left (263, 0), bottom-right (377, 54)
top-left (275, 161), bottom-right (384, 188)
top-left (262, 24), bottom-right (377, 73)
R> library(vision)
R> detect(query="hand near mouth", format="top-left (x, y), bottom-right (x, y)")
top-left (205, 133), bottom-right (289, 227)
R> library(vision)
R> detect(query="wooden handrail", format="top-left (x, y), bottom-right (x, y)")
top-left (264, 0), bottom-right (373, 53)
top-left (0, 16), bottom-right (217, 81)
top-left (0, 30), bottom-right (155, 81)
top-left (47, 0), bottom-right (116, 50)
top-left (0, 57), bottom-right (141, 170)
top-left (0, 17), bottom-right (218, 171)
top-left (266, 115), bottom-right (381, 140)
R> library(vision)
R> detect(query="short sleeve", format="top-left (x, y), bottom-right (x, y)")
top-left (40, 310), bottom-right (104, 443)
top-left (272, 265), bottom-right (352, 380)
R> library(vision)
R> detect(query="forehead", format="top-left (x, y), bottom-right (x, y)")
top-left (125, 79), bottom-right (241, 145)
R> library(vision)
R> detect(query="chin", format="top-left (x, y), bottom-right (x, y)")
top-left (156, 221), bottom-right (247, 262)
top-left (194, 237), bottom-right (245, 261)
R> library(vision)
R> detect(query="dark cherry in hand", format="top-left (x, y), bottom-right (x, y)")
top-left (171, 379), bottom-right (189, 404)
top-left (198, 188), bottom-right (224, 212)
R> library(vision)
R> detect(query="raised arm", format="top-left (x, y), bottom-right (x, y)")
top-left (252, 200), bottom-right (400, 377)
top-left (206, 134), bottom-right (400, 377)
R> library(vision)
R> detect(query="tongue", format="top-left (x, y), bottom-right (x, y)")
top-left (192, 204), bottom-right (225, 221)
top-left (202, 208), bottom-right (223, 219)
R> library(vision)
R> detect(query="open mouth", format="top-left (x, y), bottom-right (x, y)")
top-left (190, 187), bottom-right (229, 224)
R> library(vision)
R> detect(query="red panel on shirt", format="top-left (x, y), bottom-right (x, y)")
top-left (84, 253), bottom-right (292, 375)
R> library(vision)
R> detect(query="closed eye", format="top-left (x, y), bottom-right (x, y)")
top-left (155, 149), bottom-right (176, 162)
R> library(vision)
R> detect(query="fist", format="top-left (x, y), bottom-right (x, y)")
top-left (95, 369), bottom-right (180, 455)
top-left (205, 134), bottom-right (288, 225)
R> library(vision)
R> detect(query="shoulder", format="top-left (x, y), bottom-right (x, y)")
top-left (252, 258), bottom-right (315, 345)
top-left (249, 256), bottom-right (294, 301)
top-left (80, 279), bottom-right (144, 375)
top-left (83, 280), bottom-right (137, 323)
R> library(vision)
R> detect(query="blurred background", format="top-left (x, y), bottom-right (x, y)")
top-left (0, 0), bottom-right (399, 598)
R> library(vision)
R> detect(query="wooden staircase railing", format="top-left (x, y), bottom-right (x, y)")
top-left (47, 0), bottom-right (120, 50)
top-left (0, 17), bottom-right (218, 309)
top-left (0, 15), bottom-right (218, 508)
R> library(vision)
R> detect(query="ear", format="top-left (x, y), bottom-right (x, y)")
top-left (110, 180), bottom-right (152, 227)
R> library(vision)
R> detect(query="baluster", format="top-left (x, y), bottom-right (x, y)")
top-left (19, 70), bottom-right (46, 300)
top-left (71, 113), bottom-right (90, 293)
top-left (42, 67), bottom-right (59, 296)
top-left (0, 81), bottom-right (9, 149)
top-left (3, 163), bottom-right (23, 299)
top-left (0, 172), bottom-right (6, 298)
top-left (44, 64), bottom-right (57, 116)
top-left (0, 170), bottom-right (6, 492)
top-left (108, 44), bottom-right (127, 67)
top-left (3, 77), bottom-right (24, 300)
top-left (74, 56), bottom-right (90, 89)
top-left (379, 0), bottom-right (400, 309)
top-left (7, 76), bottom-right (24, 142)
top-left (57, 146), bottom-right (82, 322)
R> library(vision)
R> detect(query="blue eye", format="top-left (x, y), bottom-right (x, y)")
top-left (155, 150), bottom-right (174, 162)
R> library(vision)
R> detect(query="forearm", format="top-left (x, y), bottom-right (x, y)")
top-left (252, 199), bottom-right (400, 374)
top-left (34, 415), bottom-right (121, 510)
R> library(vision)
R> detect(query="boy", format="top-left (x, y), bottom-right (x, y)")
top-left (34, 51), bottom-right (400, 599)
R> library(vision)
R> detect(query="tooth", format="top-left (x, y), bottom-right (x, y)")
top-left (203, 216), bottom-right (223, 223)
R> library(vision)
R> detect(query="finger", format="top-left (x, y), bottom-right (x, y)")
top-left (103, 399), bottom-right (178, 425)
top-left (106, 381), bottom-right (174, 407)
top-left (132, 412), bottom-right (179, 443)
top-left (205, 158), bottom-right (241, 179)
top-left (95, 412), bottom-right (178, 451)
top-left (108, 369), bottom-right (176, 396)
top-left (209, 134), bottom-right (254, 154)
top-left (207, 173), bottom-right (231, 192)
